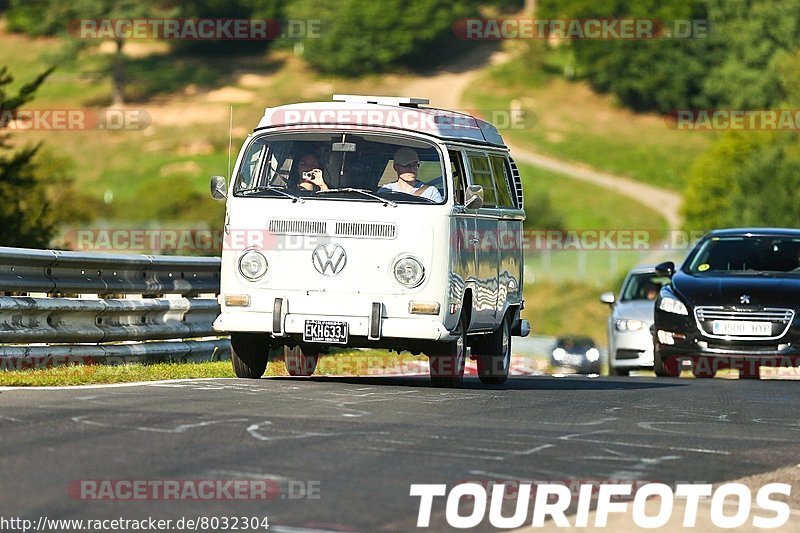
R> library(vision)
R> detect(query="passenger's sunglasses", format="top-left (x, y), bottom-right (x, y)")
top-left (397, 161), bottom-right (421, 169)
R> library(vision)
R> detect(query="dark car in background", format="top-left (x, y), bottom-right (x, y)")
top-left (601, 265), bottom-right (669, 376)
top-left (652, 228), bottom-right (800, 379)
top-left (549, 335), bottom-right (601, 374)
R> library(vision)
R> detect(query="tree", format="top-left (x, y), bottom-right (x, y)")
top-left (536, 0), bottom-right (800, 113)
top-left (66, 0), bottom-right (166, 106)
top-left (682, 40), bottom-right (800, 232)
top-left (537, 0), bottom-right (718, 113)
top-left (701, 0), bottom-right (800, 110)
top-left (287, 0), bottom-right (475, 75)
top-left (682, 131), bottom-right (800, 232)
top-left (6, 0), bottom-right (73, 36)
top-left (170, 0), bottom-right (287, 56)
top-left (7, 0), bottom-right (288, 103)
top-left (7, 0), bottom-right (168, 105)
top-left (0, 66), bottom-right (85, 247)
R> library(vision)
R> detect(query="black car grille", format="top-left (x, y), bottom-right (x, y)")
top-left (694, 307), bottom-right (794, 340)
top-left (616, 349), bottom-right (643, 360)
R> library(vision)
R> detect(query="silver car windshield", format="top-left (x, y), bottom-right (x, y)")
top-left (620, 273), bottom-right (668, 302)
top-left (234, 131), bottom-right (446, 204)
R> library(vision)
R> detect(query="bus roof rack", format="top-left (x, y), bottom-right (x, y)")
top-left (332, 94), bottom-right (430, 108)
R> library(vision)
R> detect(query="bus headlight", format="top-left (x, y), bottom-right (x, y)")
top-left (239, 250), bottom-right (268, 280)
top-left (393, 256), bottom-right (424, 288)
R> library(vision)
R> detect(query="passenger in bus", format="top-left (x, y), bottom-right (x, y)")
top-left (378, 147), bottom-right (443, 202)
top-left (294, 153), bottom-right (329, 192)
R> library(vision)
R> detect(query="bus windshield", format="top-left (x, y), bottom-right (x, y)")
top-left (234, 131), bottom-right (446, 204)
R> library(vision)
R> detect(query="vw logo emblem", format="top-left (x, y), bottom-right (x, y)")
top-left (312, 243), bottom-right (347, 276)
top-left (740, 294), bottom-right (751, 305)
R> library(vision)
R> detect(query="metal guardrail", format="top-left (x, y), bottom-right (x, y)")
top-left (0, 247), bottom-right (229, 370)
top-left (0, 247), bottom-right (220, 295)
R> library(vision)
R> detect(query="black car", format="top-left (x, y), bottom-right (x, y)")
top-left (549, 335), bottom-right (601, 374)
top-left (652, 228), bottom-right (800, 379)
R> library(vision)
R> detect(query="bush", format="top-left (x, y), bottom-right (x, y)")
top-left (524, 192), bottom-right (565, 232)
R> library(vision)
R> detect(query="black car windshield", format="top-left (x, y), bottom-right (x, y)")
top-left (686, 236), bottom-right (800, 275)
top-left (620, 273), bottom-right (669, 302)
top-left (233, 132), bottom-right (446, 204)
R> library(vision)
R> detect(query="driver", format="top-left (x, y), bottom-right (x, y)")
top-left (644, 282), bottom-right (659, 301)
top-left (378, 147), bottom-right (443, 202)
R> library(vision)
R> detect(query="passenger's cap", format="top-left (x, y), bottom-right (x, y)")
top-left (394, 147), bottom-right (419, 166)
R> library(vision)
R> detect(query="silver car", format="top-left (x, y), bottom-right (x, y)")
top-left (600, 266), bottom-right (668, 376)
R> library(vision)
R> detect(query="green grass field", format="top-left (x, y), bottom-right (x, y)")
top-left (521, 281), bottom-right (610, 341)
top-left (518, 162), bottom-right (669, 284)
top-left (464, 59), bottom-right (718, 191)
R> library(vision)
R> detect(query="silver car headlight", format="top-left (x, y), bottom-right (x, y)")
top-left (238, 250), bottom-right (268, 280)
top-left (615, 319), bottom-right (644, 331)
top-left (659, 296), bottom-right (688, 315)
top-left (393, 256), bottom-right (424, 288)
top-left (552, 348), bottom-right (566, 361)
top-left (585, 348), bottom-right (600, 362)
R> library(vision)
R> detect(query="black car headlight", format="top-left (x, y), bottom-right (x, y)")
top-left (658, 296), bottom-right (688, 315)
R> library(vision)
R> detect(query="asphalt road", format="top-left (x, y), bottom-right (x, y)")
top-left (1, 374), bottom-right (799, 532)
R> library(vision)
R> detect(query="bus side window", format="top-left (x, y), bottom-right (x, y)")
top-left (449, 150), bottom-right (466, 205)
top-left (489, 154), bottom-right (515, 208)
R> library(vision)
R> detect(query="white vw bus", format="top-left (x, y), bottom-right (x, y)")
top-left (211, 95), bottom-right (529, 387)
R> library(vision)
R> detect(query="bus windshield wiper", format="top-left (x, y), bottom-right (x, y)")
top-left (237, 186), bottom-right (304, 203)
top-left (316, 188), bottom-right (397, 207)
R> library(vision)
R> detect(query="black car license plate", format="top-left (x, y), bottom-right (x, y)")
top-left (303, 320), bottom-right (348, 344)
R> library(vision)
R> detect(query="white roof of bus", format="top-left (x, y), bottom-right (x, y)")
top-left (255, 96), bottom-right (506, 147)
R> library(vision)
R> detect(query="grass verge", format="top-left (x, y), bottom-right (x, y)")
top-left (0, 361), bottom-right (236, 386)
top-left (0, 351), bottom-right (429, 386)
